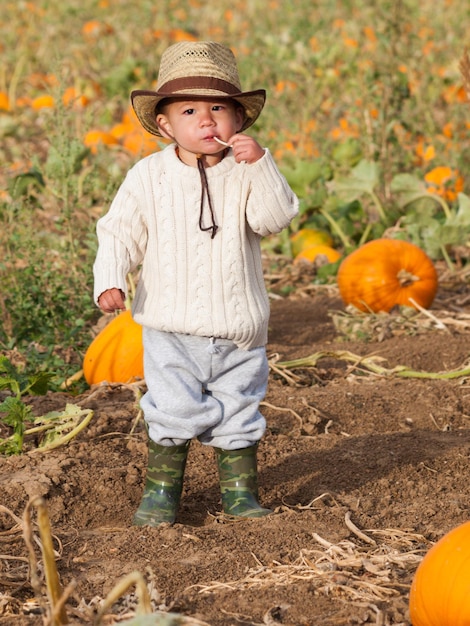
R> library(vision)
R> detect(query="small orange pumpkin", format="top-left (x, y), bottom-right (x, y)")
top-left (31, 94), bottom-right (55, 110)
top-left (337, 239), bottom-right (438, 312)
top-left (409, 520), bottom-right (470, 626)
top-left (294, 244), bottom-right (341, 265)
top-left (290, 228), bottom-right (333, 257)
top-left (84, 129), bottom-right (120, 154)
top-left (83, 310), bottom-right (144, 385)
top-left (122, 130), bottom-right (159, 157)
top-left (425, 165), bottom-right (464, 202)
top-left (62, 86), bottom-right (91, 109)
top-left (0, 92), bottom-right (10, 111)
top-left (81, 19), bottom-right (114, 39)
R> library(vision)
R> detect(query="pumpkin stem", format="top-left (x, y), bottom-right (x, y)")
top-left (124, 272), bottom-right (137, 309)
top-left (397, 268), bottom-right (419, 287)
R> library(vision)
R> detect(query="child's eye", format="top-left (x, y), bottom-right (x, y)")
top-left (183, 108), bottom-right (195, 115)
top-left (212, 105), bottom-right (224, 111)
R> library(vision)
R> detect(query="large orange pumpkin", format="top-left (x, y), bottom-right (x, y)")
top-left (337, 239), bottom-right (438, 312)
top-left (83, 310), bottom-right (144, 385)
top-left (409, 520), bottom-right (470, 626)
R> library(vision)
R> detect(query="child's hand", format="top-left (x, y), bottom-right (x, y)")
top-left (98, 288), bottom-right (126, 313)
top-left (228, 133), bottom-right (265, 164)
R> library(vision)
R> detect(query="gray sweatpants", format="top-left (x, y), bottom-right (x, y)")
top-left (140, 328), bottom-right (269, 449)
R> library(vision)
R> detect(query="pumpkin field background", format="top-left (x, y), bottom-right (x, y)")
top-left (2, 0), bottom-right (470, 624)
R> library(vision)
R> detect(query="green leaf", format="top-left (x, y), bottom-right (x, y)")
top-left (390, 173), bottom-right (427, 208)
top-left (331, 138), bottom-right (363, 167)
top-left (281, 159), bottom-right (330, 197)
top-left (0, 357), bottom-right (54, 397)
top-left (45, 140), bottom-right (88, 179)
top-left (8, 168), bottom-right (45, 199)
top-left (0, 357), bottom-right (25, 396)
top-left (0, 376), bottom-right (20, 397)
top-left (330, 159), bottom-right (380, 203)
top-left (28, 371), bottom-right (55, 396)
top-left (33, 404), bottom-right (94, 451)
top-left (420, 221), bottom-right (449, 258)
top-left (0, 355), bottom-right (16, 373)
top-left (0, 437), bottom-right (23, 456)
top-left (0, 396), bottom-right (30, 428)
top-left (0, 396), bottom-right (30, 455)
top-left (401, 202), bottom-right (439, 228)
top-left (401, 192), bottom-right (470, 259)
top-left (448, 193), bottom-right (470, 227)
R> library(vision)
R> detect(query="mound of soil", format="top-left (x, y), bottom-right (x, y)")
top-left (2, 278), bottom-right (470, 625)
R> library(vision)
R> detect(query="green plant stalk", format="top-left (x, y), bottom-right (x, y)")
top-left (7, 50), bottom-right (27, 107)
top-left (278, 227), bottom-right (292, 257)
top-left (370, 190), bottom-right (387, 221)
top-left (319, 208), bottom-right (352, 250)
top-left (39, 410), bottom-right (94, 452)
top-left (439, 243), bottom-right (455, 272)
top-left (358, 222), bottom-right (372, 247)
top-left (31, 408), bottom-right (94, 453)
top-left (429, 193), bottom-right (452, 220)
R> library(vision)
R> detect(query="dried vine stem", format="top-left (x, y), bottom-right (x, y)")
top-left (408, 298), bottom-right (449, 332)
top-left (275, 349), bottom-right (470, 380)
top-left (23, 497), bottom-right (70, 625)
top-left (94, 570), bottom-right (152, 625)
top-left (260, 401), bottom-right (304, 428)
top-left (345, 511), bottom-right (377, 546)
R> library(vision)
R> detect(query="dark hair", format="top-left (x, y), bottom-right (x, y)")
top-left (156, 96), bottom-right (245, 116)
top-left (155, 98), bottom-right (171, 116)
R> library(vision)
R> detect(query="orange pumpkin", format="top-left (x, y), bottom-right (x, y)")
top-left (122, 130), bottom-right (159, 157)
top-left (0, 92), bottom-right (10, 111)
top-left (337, 239), bottom-right (438, 312)
top-left (81, 19), bottom-right (114, 39)
top-left (425, 166), bottom-right (464, 202)
top-left (290, 228), bottom-right (333, 257)
top-left (31, 94), bottom-right (55, 110)
top-left (62, 86), bottom-right (91, 109)
top-left (409, 520), bottom-right (470, 626)
top-left (294, 244), bottom-right (341, 265)
top-left (83, 310), bottom-right (144, 385)
top-left (84, 129), bottom-right (119, 153)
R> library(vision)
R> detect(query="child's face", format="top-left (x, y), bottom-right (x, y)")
top-left (156, 98), bottom-right (244, 164)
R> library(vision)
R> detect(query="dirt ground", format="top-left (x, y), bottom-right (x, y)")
top-left (2, 262), bottom-right (470, 626)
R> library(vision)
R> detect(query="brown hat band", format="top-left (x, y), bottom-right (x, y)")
top-left (157, 76), bottom-right (241, 95)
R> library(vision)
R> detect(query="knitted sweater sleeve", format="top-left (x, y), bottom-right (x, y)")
top-left (244, 149), bottom-right (299, 236)
top-left (93, 169), bottom-right (148, 304)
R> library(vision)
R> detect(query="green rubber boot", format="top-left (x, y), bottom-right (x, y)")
top-left (215, 445), bottom-right (272, 518)
top-left (133, 440), bottom-right (190, 527)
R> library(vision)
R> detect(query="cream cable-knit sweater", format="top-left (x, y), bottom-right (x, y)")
top-left (93, 143), bottom-right (298, 350)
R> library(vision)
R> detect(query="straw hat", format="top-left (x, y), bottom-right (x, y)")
top-left (131, 41), bottom-right (266, 136)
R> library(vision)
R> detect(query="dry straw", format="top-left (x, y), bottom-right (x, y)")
top-left (189, 514), bottom-right (429, 615)
top-left (459, 49), bottom-right (470, 100)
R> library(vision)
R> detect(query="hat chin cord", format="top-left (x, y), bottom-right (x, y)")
top-left (166, 120), bottom-right (219, 240)
top-left (197, 154), bottom-right (218, 239)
